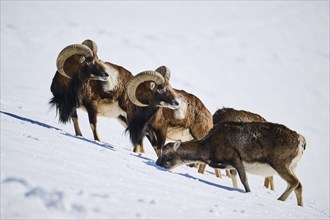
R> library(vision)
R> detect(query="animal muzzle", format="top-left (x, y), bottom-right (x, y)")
top-left (156, 158), bottom-right (168, 168)
top-left (155, 158), bottom-right (162, 166)
top-left (159, 100), bottom-right (179, 110)
top-left (170, 100), bottom-right (180, 109)
top-left (156, 159), bottom-right (173, 169)
top-left (90, 72), bottom-right (109, 81)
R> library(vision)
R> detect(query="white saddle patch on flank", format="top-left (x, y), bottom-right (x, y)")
top-left (97, 101), bottom-right (126, 118)
top-left (80, 101), bottom-right (126, 119)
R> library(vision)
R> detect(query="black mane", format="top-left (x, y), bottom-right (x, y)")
top-left (49, 73), bottom-right (84, 123)
top-left (126, 105), bottom-right (159, 146)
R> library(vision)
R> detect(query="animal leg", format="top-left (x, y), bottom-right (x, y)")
top-left (199, 163), bottom-right (222, 178)
top-left (214, 169), bottom-right (222, 178)
top-left (71, 110), bottom-right (82, 136)
top-left (230, 169), bottom-right (238, 188)
top-left (232, 157), bottom-right (250, 192)
top-left (133, 144), bottom-right (145, 153)
top-left (198, 163), bottom-right (207, 174)
top-left (85, 103), bottom-right (100, 141)
top-left (269, 176), bottom-right (275, 191)
top-left (145, 127), bottom-right (158, 156)
top-left (273, 164), bottom-right (301, 206)
top-left (264, 176), bottom-right (275, 191)
top-left (133, 145), bottom-right (141, 153)
top-left (139, 144), bottom-right (145, 153)
top-left (117, 115), bottom-right (128, 128)
top-left (226, 169), bottom-right (231, 177)
top-left (133, 138), bottom-right (144, 153)
top-left (197, 163), bottom-right (221, 178)
top-left (294, 182), bottom-right (303, 207)
top-left (154, 128), bottom-right (167, 157)
top-left (264, 177), bottom-right (269, 188)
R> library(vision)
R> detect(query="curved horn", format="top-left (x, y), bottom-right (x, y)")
top-left (82, 39), bottom-right (98, 55)
top-left (56, 44), bottom-right (93, 79)
top-left (127, 71), bottom-right (165, 107)
top-left (155, 66), bottom-right (171, 81)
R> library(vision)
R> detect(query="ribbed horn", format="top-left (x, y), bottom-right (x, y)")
top-left (56, 44), bottom-right (93, 79)
top-left (82, 39), bottom-right (98, 55)
top-left (127, 71), bottom-right (165, 107)
top-left (155, 65), bottom-right (171, 81)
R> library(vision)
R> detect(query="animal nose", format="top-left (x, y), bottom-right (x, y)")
top-left (172, 100), bottom-right (179, 107)
top-left (102, 72), bottom-right (109, 77)
top-left (97, 72), bottom-right (109, 81)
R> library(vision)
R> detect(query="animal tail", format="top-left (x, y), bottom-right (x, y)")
top-left (298, 134), bottom-right (306, 150)
top-left (49, 96), bottom-right (75, 123)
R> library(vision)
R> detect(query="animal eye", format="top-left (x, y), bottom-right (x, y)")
top-left (157, 88), bottom-right (166, 94)
top-left (86, 60), bottom-right (94, 66)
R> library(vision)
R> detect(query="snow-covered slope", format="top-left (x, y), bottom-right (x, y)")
top-left (1, 1), bottom-right (329, 219)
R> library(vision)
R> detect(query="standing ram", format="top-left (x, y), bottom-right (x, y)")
top-left (49, 39), bottom-right (133, 141)
top-left (156, 121), bottom-right (306, 206)
top-left (49, 40), bottom-right (181, 152)
top-left (126, 66), bottom-right (213, 155)
top-left (125, 66), bottom-right (222, 177)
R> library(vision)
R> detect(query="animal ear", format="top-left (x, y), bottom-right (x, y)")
top-left (150, 82), bottom-right (156, 90)
top-left (173, 140), bottom-right (181, 152)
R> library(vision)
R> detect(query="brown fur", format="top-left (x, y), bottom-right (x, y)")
top-left (50, 49), bottom-right (133, 141)
top-left (208, 108), bottom-right (274, 190)
top-left (125, 78), bottom-right (180, 153)
top-left (156, 121), bottom-right (306, 206)
top-left (85, 63), bottom-right (133, 114)
top-left (213, 107), bottom-right (267, 125)
top-left (51, 42), bottom-right (187, 153)
top-left (149, 88), bottom-right (213, 155)
top-left (153, 89), bottom-right (213, 138)
top-left (74, 62), bottom-right (133, 141)
top-left (124, 70), bottom-right (213, 155)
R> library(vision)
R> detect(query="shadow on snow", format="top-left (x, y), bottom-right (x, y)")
top-left (143, 160), bottom-right (244, 193)
top-left (2, 110), bottom-right (244, 194)
top-left (0, 111), bottom-right (114, 151)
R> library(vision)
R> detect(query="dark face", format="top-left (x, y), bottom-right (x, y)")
top-left (149, 82), bottom-right (179, 110)
top-left (156, 142), bottom-right (184, 169)
top-left (82, 57), bottom-right (109, 81)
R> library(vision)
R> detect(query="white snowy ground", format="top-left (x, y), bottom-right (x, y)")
top-left (1, 1), bottom-right (329, 219)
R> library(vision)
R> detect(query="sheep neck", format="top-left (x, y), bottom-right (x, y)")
top-left (178, 141), bottom-right (210, 164)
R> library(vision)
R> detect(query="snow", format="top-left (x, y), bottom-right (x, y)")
top-left (1, 1), bottom-right (329, 219)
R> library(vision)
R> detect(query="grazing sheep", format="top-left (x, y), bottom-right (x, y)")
top-left (157, 121), bottom-right (306, 206)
